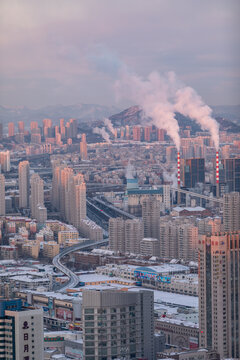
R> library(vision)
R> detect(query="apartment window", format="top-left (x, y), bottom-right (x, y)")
top-left (85, 341), bottom-right (95, 347)
top-left (85, 309), bottom-right (94, 314)
top-left (85, 348), bottom-right (95, 355)
top-left (85, 321), bottom-right (94, 327)
top-left (98, 309), bottom-right (107, 314)
top-left (85, 335), bottom-right (94, 341)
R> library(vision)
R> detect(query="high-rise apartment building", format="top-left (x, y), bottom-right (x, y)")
top-left (18, 161), bottom-right (30, 208)
top-left (0, 174), bottom-right (5, 216)
top-left (181, 158), bottom-right (205, 188)
top-left (140, 237), bottom-right (160, 257)
top-left (30, 121), bottom-right (38, 131)
top-left (223, 192), bottom-right (240, 232)
top-left (124, 218), bottom-right (143, 254)
top-left (133, 126), bottom-right (141, 141)
top-left (51, 166), bottom-right (86, 229)
top-left (109, 217), bottom-right (125, 253)
top-left (18, 121), bottom-right (25, 134)
top-left (0, 298), bottom-right (44, 360)
top-left (8, 122), bottom-right (15, 137)
top-left (159, 220), bottom-right (178, 259)
top-left (178, 223), bottom-right (198, 262)
top-left (109, 217), bottom-right (143, 254)
top-left (142, 196), bottom-right (160, 239)
top-left (198, 232), bottom-right (240, 359)
top-left (220, 158), bottom-right (240, 193)
top-left (157, 128), bottom-right (165, 141)
top-left (80, 133), bottom-right (88, 160)
top-left (30, 173), bottom-right (47, 222)
top-left (0, 123), bottom-right (3, 140)
top-left (144, 126), bottom-right (151, 141)
top-left (71, 173), bottom-right (87, 228)
top-left (42, 118), bottom-right (52, 138)
top-left (82, 289), bottom-right (154, 360)
top-left (0, 150), bottom-right (10, 172)
top-left (159, 217), bottom-right (199, 261)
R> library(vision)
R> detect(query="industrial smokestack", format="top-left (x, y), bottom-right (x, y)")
top-left (216, 151), bottom-right (219, 198)
top-left (177, 152), bottom-right (181, 186)
top-left (177, 151), bottom-right (181, 204)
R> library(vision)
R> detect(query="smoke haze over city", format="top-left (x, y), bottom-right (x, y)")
top-left (0, 0), bottom-right (239, 108)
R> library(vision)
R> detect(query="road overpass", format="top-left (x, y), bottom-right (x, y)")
top-left (93, 197), bottom-right (136, 219)
top-left (171, 187), bottom-right (224, 204)
top-left (53, 239), bottom-right (109, 292)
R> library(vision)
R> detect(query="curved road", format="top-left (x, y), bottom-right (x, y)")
top-left (53, 239), bottom-right (109, 292)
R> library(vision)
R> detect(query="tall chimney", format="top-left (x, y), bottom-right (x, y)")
top-left (177, 151), bottom-right (181, 204)
top-left (216, 151), bottom-right (219, 198)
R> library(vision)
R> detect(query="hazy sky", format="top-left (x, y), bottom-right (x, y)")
top-left (0, 0), bottom-right (239, 108)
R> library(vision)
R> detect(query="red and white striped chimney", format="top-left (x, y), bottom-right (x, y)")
top-left (216, 151), bottom-right (219, 198)
top-left (216, 151), bottom-right (219, 184)
top-left (177, 152), bottom-right (181, 187)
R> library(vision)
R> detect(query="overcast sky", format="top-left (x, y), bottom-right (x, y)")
top-left (0, 0), bottom-right (239, 108)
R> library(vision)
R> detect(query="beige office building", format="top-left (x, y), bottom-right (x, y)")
top-left (82, 289), bottom-right (154, 360)
top-left (198, 232), bottom-right (240, 359)
top-left (18, 161), bottom-right (30, 208)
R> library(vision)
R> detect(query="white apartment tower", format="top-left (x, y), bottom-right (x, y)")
top-left (109, 217), bottom-right (143, 255)
top-left (125, 218), bottom-right (143, 254)
top-left (109, 217), bottom-right (125, 253)
top-left (18, 161), bottom-right (30, 208)
top-left (0, 174), bottom-right (5, 215)
top-left (71, 173), bottom-right (87, 228)
top-left (82, 289), bottom-right (154, 360)
top-left (30, 173), bottom-right (47, 222)
top-left (142, 196), bottom-right (160, 239)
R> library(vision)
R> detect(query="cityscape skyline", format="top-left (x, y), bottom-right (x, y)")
top-left (0, 2), bottom-right (240, 359)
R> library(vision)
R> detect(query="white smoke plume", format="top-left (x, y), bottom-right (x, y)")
top-left (93, 127), bottom-right (111, 144)
top-left (115, 69), bottom-right (219, 150)
top-left (103, 118), bottom-right (115, 135)
top-left (115, 71), bottom-right (181, 151)
top-left (173, 86), bottom-right (219, 150)
top-left (163, 170), bottom-right (178, 188)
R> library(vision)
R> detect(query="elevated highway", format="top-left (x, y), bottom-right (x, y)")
top-left (53, 239), bottom-right (109, 292)
top-left (93, 197), bottom-right (136, 219)
top-left (171, 187), bottom-right (224, 204)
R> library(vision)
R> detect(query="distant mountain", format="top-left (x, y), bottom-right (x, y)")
top-left (211, 105), bottom-right (240, 124)
top-left (0, 104), bottom-right (120, 129)
top-left (110, 105), bottom-right (240, 133)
